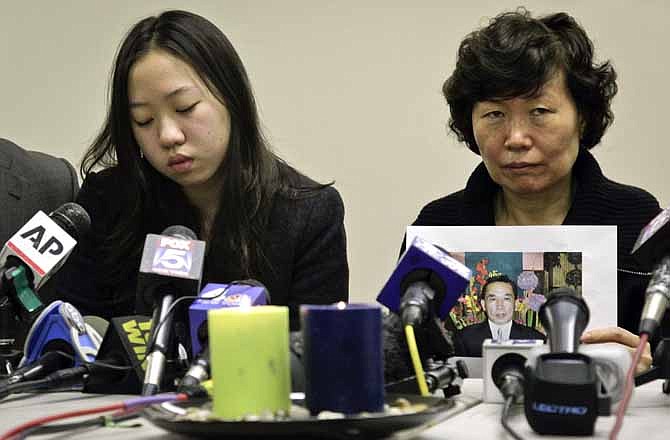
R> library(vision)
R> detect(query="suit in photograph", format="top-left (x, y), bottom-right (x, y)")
top-left (454, 321), bottom-right (545, 357)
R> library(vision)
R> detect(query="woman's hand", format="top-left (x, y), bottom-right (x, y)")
top-left (580, 326), bottom-right (652, 374)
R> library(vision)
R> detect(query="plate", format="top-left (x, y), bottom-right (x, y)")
top-left (143, 394), bottom-right (456, 439)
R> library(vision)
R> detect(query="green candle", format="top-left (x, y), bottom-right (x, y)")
top-left (208, 305), bottom-right (290, 420)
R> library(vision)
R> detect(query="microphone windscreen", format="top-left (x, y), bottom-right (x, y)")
top-left (162, 225), bottom-right (197, 240)
top-left (382, 312), bottom-right (414, 383)
top-left (49, 203), bottom-right (91, 240)
top-left (540, 287), bottom-right (589, 353)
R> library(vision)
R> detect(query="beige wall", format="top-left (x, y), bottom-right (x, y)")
top-left (1, 1), bottom-right (668, 303)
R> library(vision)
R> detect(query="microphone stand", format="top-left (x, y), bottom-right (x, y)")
top-left (142, 289), bottom-right (177, 396)
top-left (635, 338), bottom-right (670, 394)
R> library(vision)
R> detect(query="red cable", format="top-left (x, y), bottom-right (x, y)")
top-left (0, 393), bottom-right (189, 440)
top-left (609, 332), bottom-right (649, 440)
top-left (0, 403), bottom-right (125, 440)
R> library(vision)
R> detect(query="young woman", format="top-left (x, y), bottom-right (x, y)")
top-left (52, 10), bottom-right (348, 330)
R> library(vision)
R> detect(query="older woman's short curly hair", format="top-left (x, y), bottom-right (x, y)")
top-left (443, 8), bottom-right (618, 154)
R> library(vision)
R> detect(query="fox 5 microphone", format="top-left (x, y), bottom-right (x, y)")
top-left (137, 225), bottom-right (205, 396)
top-left (179, 282), bottom-right (269, 390)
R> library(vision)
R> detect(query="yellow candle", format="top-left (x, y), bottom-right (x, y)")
top-left (208, 305), bottom-right (290, 419)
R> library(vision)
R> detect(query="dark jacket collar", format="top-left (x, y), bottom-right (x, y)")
top-left (462, 148), bottom-right (608, 225)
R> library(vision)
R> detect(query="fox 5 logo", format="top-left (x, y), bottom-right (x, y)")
top-left (152, 247), bottom-right (193, 273)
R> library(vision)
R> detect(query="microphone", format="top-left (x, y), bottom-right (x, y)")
top-left (632, 207), bottom-right (670, 337)
top-left (179, 282), bottom-right (269, 390)
top-left (83, 315), bottom-right (152, 395)
top-left (19, 300), bottom-right (103, 367)
top-left (0, 351), bottom-right (73, 389)
top-left (492, 352), bottom-right (526, 402)
top-left (540, 287), bottom-right (589, 353)
top-left (524, 287), bottom-right (606, 436)
top-left (378, 236), bottom-right (471, 327)
top-left (0, 203), bottom-right (90, 374)
top-left (137, 225), bottom-right (205, 396)
top-left (0, 203), bottom-right (91, 292)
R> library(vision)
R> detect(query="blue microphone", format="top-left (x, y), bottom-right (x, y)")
top-left (188, 282), bottom-right (269, 357)
top-left (179, 282), bottom-right (269, 390)
top-left (19, 300), bottom-right (103, 367)
top-left (377, 235), bottom-right (471, 326)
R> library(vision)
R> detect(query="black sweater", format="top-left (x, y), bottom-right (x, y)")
top-left (413, 148), bottom-right (668, 339)
top-left (48, 166), bottom-right (349, 331)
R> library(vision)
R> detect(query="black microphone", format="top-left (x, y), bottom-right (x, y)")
top-left (0, 351), bottom-right (73, 389)
top-left (179, 345), bottom-right (209, 390)
top-left (540, 287), bottom-right (589, 353)
top-left (491, 353), bottom-right (526, 402)
top-left (137, 225), bottom-right (205, 396)
top-left (524, 287), bottom-right (606, 436)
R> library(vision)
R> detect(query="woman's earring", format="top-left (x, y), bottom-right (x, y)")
top-left (139, 149), bottom-right (144, 159)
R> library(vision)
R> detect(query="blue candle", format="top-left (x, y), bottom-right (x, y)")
top-left (301, 303), bottom-right (384, 415)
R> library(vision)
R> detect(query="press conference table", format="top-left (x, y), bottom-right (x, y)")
top-left (1, 379), bottom-right (667, 439)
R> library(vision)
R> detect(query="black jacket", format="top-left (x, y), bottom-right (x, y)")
top-left (49, 166), bottom-right (349, 331)
top-left (454, 321), bottom-right (545, 357)
top-left (412, 148), bottom-right (667, 340)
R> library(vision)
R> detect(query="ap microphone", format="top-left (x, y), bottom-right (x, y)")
top-left (138, 225), bottom-right (205, 396)
top-left (0, 203), bottom-right (91, 292)
top-left (377, 235), bottom-right (471, 327)
top-left (632, 207), bottom-right (670, 337)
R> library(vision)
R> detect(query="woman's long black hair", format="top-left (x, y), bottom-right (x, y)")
top-left (82, 10), bottom-right (325, 286)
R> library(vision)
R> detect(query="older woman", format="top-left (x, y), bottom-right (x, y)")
top-left (412, 9), bottom-right (666, 371)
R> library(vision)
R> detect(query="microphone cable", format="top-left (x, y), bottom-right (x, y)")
top-left (403, 324), bottom-right (429, 396)
top-left (0, 351), bottom-right (133, 401)
top-left (492, 353), bottom-right (526, 440)
top-left (0, 393), bottom-right (187, 440)
top-left (145, 280), bottom-right (255, 360)
top-left (0, 280), bottom-right (264, 401)
top-left (609, 332), bottom-right (649, 440)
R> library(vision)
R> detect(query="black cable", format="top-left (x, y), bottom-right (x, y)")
top-left (501, 395), bottom-right (525, 440)
top-left (0, 377), bottom-right (52, 400)
top-left (144, 279), bottom-right (263, 357)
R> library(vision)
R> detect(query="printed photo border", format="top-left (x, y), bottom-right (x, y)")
top-left (406, 225), bottom-right (618, 331)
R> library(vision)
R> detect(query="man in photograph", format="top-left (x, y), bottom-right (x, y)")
top-left (454, 274), bottom-right (545, 356)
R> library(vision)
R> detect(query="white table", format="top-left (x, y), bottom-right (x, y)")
top-left (0, 379), bottom-right (667, 439)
